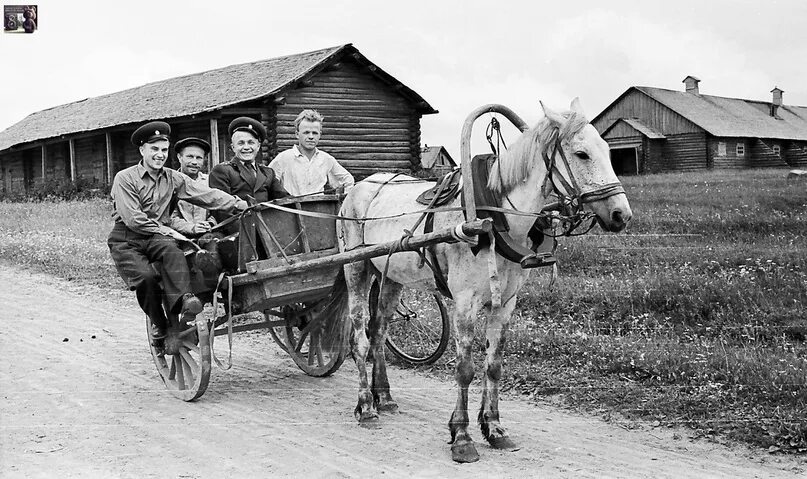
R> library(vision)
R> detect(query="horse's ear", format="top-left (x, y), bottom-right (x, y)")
top-left (570, 97), bottom-right (586, 116)
top-left (540, 101), bottom-right (564, 125)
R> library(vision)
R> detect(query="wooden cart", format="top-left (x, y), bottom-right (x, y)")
top-left (147, 194), bottom-right (491, 401)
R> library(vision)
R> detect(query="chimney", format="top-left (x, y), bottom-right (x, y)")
top-left (771, 87), bottom-right (783, 118)
top-left (683, 75), bottom-right (701, 95)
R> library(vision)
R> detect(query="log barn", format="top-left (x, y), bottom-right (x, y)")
top-left (0, 44), bottom-right (437, 196)
top-left (419, 145), bottom-right (456, 176)
top-left (592, 76), bottom-right (807, 175)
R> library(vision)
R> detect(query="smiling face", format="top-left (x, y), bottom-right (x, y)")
top-left (296, 119), bottom-right (322, 154)
top-left (230, 131), bottom-right (260, 162)
top-left (177, 145), bottom-right (207, 178)
top-left (139, 139), bottom-right (170, 174)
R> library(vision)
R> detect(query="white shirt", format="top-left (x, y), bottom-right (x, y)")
top-left (269, 145), bottom-right (354, 197)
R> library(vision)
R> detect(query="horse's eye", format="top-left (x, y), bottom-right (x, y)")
top-left (576, 151), bottom-right (590, 160)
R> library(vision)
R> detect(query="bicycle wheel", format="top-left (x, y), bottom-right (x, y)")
top-left (369, 280), bottom-right (450, 365)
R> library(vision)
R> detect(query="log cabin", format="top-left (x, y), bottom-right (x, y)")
top-left (592, 76), bottom-right (807, 175)
top-left (0, 44), bottom-right (437, 196)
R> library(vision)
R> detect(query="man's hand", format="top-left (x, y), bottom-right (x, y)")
top-left (191, 221), bottom-right (213, 234)
top-left (159, 225), bottom-right (190, 242)
top-left (234, 199), bottom-right (249, 211)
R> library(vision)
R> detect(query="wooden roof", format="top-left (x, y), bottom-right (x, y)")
top-left (420, 145), bottom-right (456, 168)
top-left (602, 118), bottom-right (666, 139)
top-left (0, 44), bottom-right (437, 152)
top-left (595, 86), bottom-right (807, 141)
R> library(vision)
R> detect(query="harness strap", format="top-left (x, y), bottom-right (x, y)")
top-left (423, 212), bottom-right (453, 299)
top-left (486, 231), bottom-right (502, 310)
top-left (210, 273), bottom-right (233, 370)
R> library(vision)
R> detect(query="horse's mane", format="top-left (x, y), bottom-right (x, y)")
top-left (488, 110), bottom-right (588, 194)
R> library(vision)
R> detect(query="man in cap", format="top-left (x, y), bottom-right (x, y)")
top-left (108, 121), bottom-right (248, 342)
top-left (269, 109), bottom-right (353, 197)
top-left (170, 137), bottom-right (215, 236)
top-left (208, 116), bottom-right (289, 223)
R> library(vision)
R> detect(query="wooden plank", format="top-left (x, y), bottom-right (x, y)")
top-left (338, 160), bottom-right (412, 168)
top-left (105, 132), bottom-right (113, 184)
top-left (220, 107), bottom-right (266, 115)
top-left (276, 133), bottom-right (411, 142)
top-left (276, 114), bottom-right (411, 123)
top-left (286, 95), bottom-right (408, 105)
top-left (68, 139), bottom-right (76, 182)
top-left (40, 144), bottom-right (46, 181)
top-left (246, 247), bottom-right (340, 274)
top-left (228, 219), bottom-right (493, 287)
top-left (274, 137), bottom-right (411, 148)
top-left (283, 92), bottom-right (410, 105)
top-left (209, 119), bottom-right (220, 168)
top-left (280, 103), bottom-right (414, 113)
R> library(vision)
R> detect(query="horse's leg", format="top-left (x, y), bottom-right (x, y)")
top-left (478, 294), bottom-right (519, 451)
top-left (368, 280), bottom-right (403, 413)
top-left (344, 261), bottom-right (377, 426)
top-left (448, 289), bottom-right (482, 463)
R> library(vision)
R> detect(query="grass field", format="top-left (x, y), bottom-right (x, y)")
top-left (1, 168), bottom-right (805, 451)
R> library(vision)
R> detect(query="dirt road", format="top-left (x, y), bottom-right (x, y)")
top-left (0, 265), bottom-right (803, 478)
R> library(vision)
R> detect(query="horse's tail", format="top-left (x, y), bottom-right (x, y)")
top-left (319, 268), bottom-right (352, 355)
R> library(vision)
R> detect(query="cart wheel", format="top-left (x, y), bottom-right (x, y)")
top-left (370, 280), bottom-right (451, 365)
top-left (266, 309), bottom-right (290, 354)
top-left (277, 303), bottom-right (346, 377)
top-left (147, 313), bottom-right (212, 401)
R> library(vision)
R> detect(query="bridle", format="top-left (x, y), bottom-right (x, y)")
top-left (506, 125), bottom-right (625, 237)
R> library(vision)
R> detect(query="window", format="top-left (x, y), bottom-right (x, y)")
top-left (736, 143), bottom-right (745, 157)
top-left (773, 144), bottom-right (781, 156)
top-left (717, 142), bottom-right (726, 156)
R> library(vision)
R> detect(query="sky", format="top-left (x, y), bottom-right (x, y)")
top-left (1, 0), bottom-right (806, 157)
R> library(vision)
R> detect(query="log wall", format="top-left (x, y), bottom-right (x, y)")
top-left (709, 137), bottom-right (747, 169)
top-left (275, 60), bottom-right (420, 177)
top-left (659, 133), bottom-right (708, 171)
top-left (784, 141), bottom-right (807, 168)
top-left (751, 139), bottom-right (789, 168)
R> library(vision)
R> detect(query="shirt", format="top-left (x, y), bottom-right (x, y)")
top-left (269, 145), bottom-right (354, 196)
top-left (111, 162), bottom-right (239, 235)
top-left (169, 172), bottom-right (215, 235)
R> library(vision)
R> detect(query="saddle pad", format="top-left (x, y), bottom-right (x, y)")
top-left (415, 169), bottom-right (462, 207)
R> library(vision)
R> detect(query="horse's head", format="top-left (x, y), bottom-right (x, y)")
top-left (539, 98), bottom-right (632, 232)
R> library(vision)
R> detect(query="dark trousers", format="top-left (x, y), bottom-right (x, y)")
top-left (107, 222), bottom-right (191, 327)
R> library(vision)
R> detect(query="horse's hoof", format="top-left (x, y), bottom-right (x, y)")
top-left (488, 435), bottom-right (519, 451)
top-left (357, 411), bottom-right (380, 428)
top-left (377, 401), bottom-right (399, 414)
top-left (451, 440), bottom-right (480, 463)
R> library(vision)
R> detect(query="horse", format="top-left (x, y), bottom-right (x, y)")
top-left (321, 98), bottom-right (632, 463)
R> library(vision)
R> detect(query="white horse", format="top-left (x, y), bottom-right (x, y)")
top-left (322, 99), bottom-right (632, 463)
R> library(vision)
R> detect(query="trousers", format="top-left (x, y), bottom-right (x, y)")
top-left (107, 222), bottom-right (191, 327)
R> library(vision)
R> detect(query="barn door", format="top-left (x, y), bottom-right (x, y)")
top-left (610, 146), bottom-right (639, 175)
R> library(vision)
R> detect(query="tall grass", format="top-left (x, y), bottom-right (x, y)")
top-left (0, 198), bottom-right (117, 287)
top-left (0, 169), bottom-right (804, 451)
top-left (506, 169), bottom-right (807, 451)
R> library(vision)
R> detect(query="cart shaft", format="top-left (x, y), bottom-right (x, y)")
top-left (227, 218), bottom-right (492, 287)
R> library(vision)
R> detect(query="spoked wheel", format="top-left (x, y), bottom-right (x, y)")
top-left (147, 313), bottom-right (212, 401)
top-left (271, 303), bottom-right (346, 377)
top-left (369, 279), bottom-right (451, 365)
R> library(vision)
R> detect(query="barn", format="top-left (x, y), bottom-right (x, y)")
top-left (0, 44), bottom-right (437, 196)
top-left (592, 76), bottom-right (807, 175)
top-left (419, 145), bottom-right (456, 176)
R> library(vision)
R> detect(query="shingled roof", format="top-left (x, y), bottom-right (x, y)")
top-left (0, 44), bottom-right (436, 152)
top-left (607, 86), bottom-right (807, 141)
